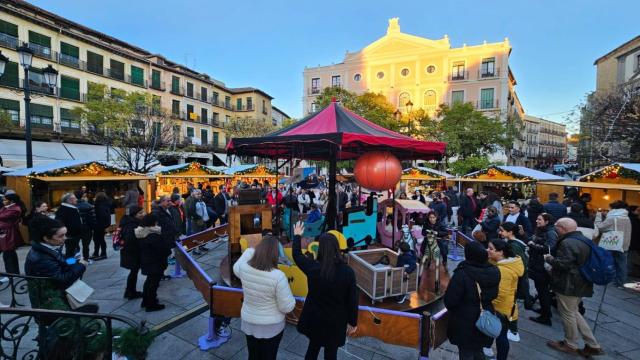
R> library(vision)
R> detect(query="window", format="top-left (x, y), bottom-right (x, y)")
top-left (186, 127), bottom-right (194, 138)
top-left (331, 75), bottom-right (341, 87)
top-left (426, 65), bottom-right (436, 74)
top-left (262, 100), bottom-right (267, 114)
top-left (237, 98), bottom-right (243, 110)
top-left (376, 71), bottom-right (385, 79)
top-left (87, 51), bottom-right (103, 74)
top-left (186, 82), bottom-right (194, 97)
top-left (201, 129), bottom-right (208, 145)
top-left (480, 88), bottom-right (495, 109)
top-left (60, 76), bottom-right (80, 101)
top-left (29, 103), bottom-right (53, 127)
top-left (201, 108), bottom-right (208, 123)
top-left (28, 31), bottom-right (51, 58)
top-left (152, 122), bottom-right (161, 138)
top-left (0, 61), bottom-right (18, 88)
top-left (247, 97), bottom-right (253, 110)
top-left (225, 96), bottom-right (231, 109)
top-left (60, 108), bottom-right (81, 131)
top-left (212, 92), bottom-right (219, 105)
top-left (131, 66), bottom-right (144, 86)
top-left (0, 19), bottom-right (19, 49)
top-left (213, 132), bottom-right (219, 147)
top-left (201, 87), bottom-right (208, 102)
top-left (481, 57), bottom-right (496, 77)
top-left (151, 95), bottom-right (161, 115)
top-left (60, 42), bottom-right (79, 67)
top-left (172, 100), bottom-right (180, 116)
top-left (225, 115), bottom-right (231, 123)
top-left (0, 99), bottom-right (20, 124)
top-left (171, 76), bottom-right (181, 94)
top-left (212, 112), bottom-right (219, 125)
top-left (400, 68), bottom-right (410, 77)
top-left (110, 59), bottom-right (125, 81)
top-left (398, 92), bottom-right (411, 111)
top-left (451, 90), bottom-right (464, 105)
top-left (451, 61), bottom-right (465, 80)
top-left (311, 78), bottom-right (320, 93)
top-left (151, 70), bottom-right (162, 90)
top-left (353, 73), bottom-right (361, 81)
top-left (187, 104), bottom-right (195, 120)
top-left (424, 90), bottom-right (437, 110)
top-left (28, 67), bottom-right (47, 92)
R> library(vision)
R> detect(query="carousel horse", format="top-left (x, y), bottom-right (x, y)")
top-left (400, 224), bottom-right (416, 252)
top-left (420, 229), bottom-right (442, 292)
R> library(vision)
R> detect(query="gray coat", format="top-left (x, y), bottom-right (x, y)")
top-left (549, 231), bottom-right (593, 298)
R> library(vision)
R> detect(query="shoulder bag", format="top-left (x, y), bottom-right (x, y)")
top-left (474, 282), bottom-right (502, 338)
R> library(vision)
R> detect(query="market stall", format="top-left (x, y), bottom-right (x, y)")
top-left (224, 164), bottom-right (279, 185)
top-left (401, 166), bottom-right (452, 194)
top-left (150, 162), bottom-right (228, 199)
top-left (579, 163), bottom-right (640, 185)
top-left (537, 181), bottom-right (640, 212)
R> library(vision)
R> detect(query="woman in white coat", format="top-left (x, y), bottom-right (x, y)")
top-left (233, 235), bottom-right (296, 360)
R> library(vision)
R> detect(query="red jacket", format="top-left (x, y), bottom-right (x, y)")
top-left (0, 204), bottom-right (24, 251)
top-left (266, 191), bottom-right (283, 207)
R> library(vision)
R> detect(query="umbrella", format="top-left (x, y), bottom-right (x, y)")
top-left (227, 100), bottom-right (446, 229)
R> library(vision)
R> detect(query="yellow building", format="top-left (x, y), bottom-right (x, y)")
top-left (0, 0), bottom-right (278, 165)
top-left (594, 35), bottom-right (640, 94)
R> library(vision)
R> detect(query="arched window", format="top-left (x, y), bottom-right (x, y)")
top-left (424, 90), bottom-right (437, 112)
top-left (398, 92), bottom-right (411, 111)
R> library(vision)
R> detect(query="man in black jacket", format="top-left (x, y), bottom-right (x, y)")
top-left (74, 191), bottom-right (96, 260)
top-left (213, 185), bottom-right (229, 225)
top-left (459, 188), bottom-right (480, 235)
top-left (55, 192), bottom-right (83, 258)
top-left (544, 193), bottom-right (567, 222)
top-left (152, 195), bottom-right (178, 249)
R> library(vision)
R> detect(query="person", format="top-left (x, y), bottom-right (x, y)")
top-left (576, 193), bottom-right (592, 218)
top-left (92, 192), bottom-right (111, 260)
top-left (214, 185), bottom-right (230, 225)
top-left (567, 203), bottom-right (594, 229)
top-left (487, 239), bottom-right (525, 360)
top-left (169, 193), bottom-right (186, 236)
top-left (445, 186), bottom-right (461, 228)
top-left (136, 214), bottom-right (171, 311)
top-left (292, 222), bottom-right (358, 360)
top-left (545, 218), bottom-right (604, 357)
top-left (152, 195), bottom-right (179, 250)
top-left (137, 186), bottom-right (145, 208)
top-left (526, 197), bottom-right (544, 230)
top-left (74, 191), bottom-right (96, 261)
top-left (395, 242), bottom-right (417, 303)
top-left (629, 205), bottom-right (640, 277)
top-left (186, 189), bottom-right (210, 235)
top-left (55, 192), bottom-right (83, 258)
top-left (472, 230), bottom-right (489, 248)
top-left (479, 206), bottom-right (501, 241)
top-left (0, 193), bottom-right (24, 274)
top-left (444, 241), bottom-right (500, 360)
top-left (298, 189), bottom-right (311, 214)
top-left (544, 193), bottom-right (567, 222)
top-left (398, 192), bottom-right (408, 200)
top-left (459, 188), bottom-right (481, 235)
top-left (266, 186), bottom-right (283, 208)
top-left (503, 201), bottom-right (532, 240)
top-left (24, 201), bottom-right (50, 243)
top-left (232, 234), bottom-right (296, 360)
top-left (412, 190), bottom-right (426, 204)
top-left (422, 212), bottom-right (449, 267)
top-left (306, 203), bottom-right (322, 224)
top-left (122, 184), bottom-right (139, 209)
top-left (527, 213), bottom-right (558, 326)
top-left (429, 192), bottom-right (448, 227)
top-left (120, 205), bottom-right (145, 300)
top-left (337, 186), bottom-right (349, 213)
top-left (595, 200), bottom-right (632, 288)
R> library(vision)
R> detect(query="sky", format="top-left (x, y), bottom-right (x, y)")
top-left (30, 0), bottom-right (640, 133)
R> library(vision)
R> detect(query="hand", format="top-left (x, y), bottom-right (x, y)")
top-left (544, 254), bottom-right (554, 262)
top-left (293, 221), bottom-right (305, 236)
top-left (475, 218), bottom-right (482, 223)
top-left (527, 241), bottom-right (534, 247)
top-left (79, 259), bottom-right (89, 266)
top-left (346, 324), bottom-right (357, 336)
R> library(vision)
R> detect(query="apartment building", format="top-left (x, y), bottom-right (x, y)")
top-left (594, 35), bottom-right (640, 94)
top-left (529, 115), bottom-right (567, 164)
top-left (0, 0), bottom-right (278, 166)
top-left (271, 105), bottom-right (291, 127)
top-left (523, 115), bottom-right (540, 167)
top-left (302, 18), bottom-right (524, 162)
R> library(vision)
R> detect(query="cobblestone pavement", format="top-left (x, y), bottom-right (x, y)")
top-left (8, 240), bottom-right (640, 359)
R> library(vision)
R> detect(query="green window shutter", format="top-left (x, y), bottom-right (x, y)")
top-left (28, 31), bottom-right (51, 48)
top-left (131, 65), bottom-right (144, 86)
top-left (30, 103), bottom-right (53, 117)
top-left (60, 42), bottom-right (79, 58)
top-left (236, 98), bottom-right (242, 110)
top-left (110, 60), bottom-right (125, 80)
top-left (60, 76), bottom-right (80, 100)
top-left (0, 98), bottom-right (20, 111)
top-left (87, 51), bottom-right (103, 74)
top-left (186, 82), bottom-right (193, 97)
top-left (152, 70), bottom-right (161, 88)
top-left (187, 104), bottom-right (194, 119)
top-left (0, 61), bottom-right (18, 88)
top-left (213, 132), bottom-right (219, 147)
top-left (172, 100), bottom-right (180, 115)
top-left (201, 129), bottom-right (208, 144)
top-left (187, 127), bottom-right (194, 137)
top-left (0, 19), bottom-right (18, 37)
top-left (172, 76), bottom-right (180, 93)
top-left (452, 91), bottom-right (464, 104)
top-left (480, 88), bottom-right (494, 109)
top-left (201, 108), bottom-right (208, 122)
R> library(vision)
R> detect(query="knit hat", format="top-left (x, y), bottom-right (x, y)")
top-left (465, 241), bottom-right (488, 264)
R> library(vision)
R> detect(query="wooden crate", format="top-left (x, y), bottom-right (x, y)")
top-left (348, 248), bottom-right (420, 302)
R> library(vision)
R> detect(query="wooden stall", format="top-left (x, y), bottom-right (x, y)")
top-left (226, 164), bottom-right (279, 185)
top-left (150, 162), bottom-right (228, 200)
top-left (401, 166), bottom-right (452, 194)
top-left (538, 181), bottom-right (640, 212)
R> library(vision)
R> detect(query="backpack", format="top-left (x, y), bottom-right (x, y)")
top-left (574, 236), bottom-right (615, 285)
top-left (112, 227), bottom-right (124, 251)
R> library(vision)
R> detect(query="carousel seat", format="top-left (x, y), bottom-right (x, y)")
top-left (303, 216), bottom-right (324, 239)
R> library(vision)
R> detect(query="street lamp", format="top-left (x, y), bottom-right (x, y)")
top-left (406, 100), bottom-right (413, 113)
top-left (405, 100), bottom-right (414, 133)
top-left (17, 45), bottom-right (33, 69)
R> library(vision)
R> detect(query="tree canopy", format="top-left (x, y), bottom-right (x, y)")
top-left (225, 116), bottom-right (278, 139)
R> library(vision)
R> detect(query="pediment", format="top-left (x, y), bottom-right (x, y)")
top-left (353, 32), bottom-right (450, 59)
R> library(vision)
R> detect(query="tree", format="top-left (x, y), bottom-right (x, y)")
top-left (0, 109), bottom-right (17, 132)
top-left (399, 109), bottom-right (440, 140)
top-left (73, 84), bottom-right (183, 173)
top-left (314, 87), bottom-right (396, 129)
top-left (281, 117), bottom-right (297, 128)
top-left (225, 116), bottom-right (277, 139)
top-left (437, 102), bottom-right (509, 160)
top-left (448, 155), bottom-right (491, 176)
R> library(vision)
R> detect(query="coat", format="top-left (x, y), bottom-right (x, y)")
top-left (526, 201), bottom-right (545, 229)
top-left (213, 192), bottom-right (228, 216)
top-left (596, 208), bottom-right (632, 252)
top-left (527, 224), bottom-right (558, 279)
top-left (292, 235), bottom-right (358, 347)
top-left (459, 195), bottom-right (481, 220)
top-left (55, 204), bottom-right (82, 238)
top-left (119, 215), bottom-right (141, 270)
top-left (152, 207), bottom-right (179, 248)
top-left (136, 226), bottom-right (171, 275)
top-left (168, 204), bottom-right (186, 236)
top-left (396, 250), bottom-right (417, 274)
top-left (444, 260), bottom-right (500, 350)
top-left (0, 203), bottom-right (24, 251)
top-left (549, 231), bottom-right (593, 298)
top-left (232, 248), bottom-right (296, 325)
top-left (567, 212), bottom-right (594, 229)
top-left (429, 201), bottom-right (448, 224)
top-left (93, 199), bottom-right (112, 230)
top-left (503, 213), bottom-right (532, 240)
top-left (480, 214), bottom-right (501, 240)
top-left (543, 200), bottom-right (567, 222)
top-left (492, 256), bottom-right (524, 320)
top-left (76, 200), bottom-right (96, 231)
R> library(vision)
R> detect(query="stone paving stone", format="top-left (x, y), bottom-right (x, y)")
top-left (182, 348), bottom-right (225, 360)
top-left (146, 331), bottom-right (195, 359)
top-left (171, 314), bottom-right (210, 346)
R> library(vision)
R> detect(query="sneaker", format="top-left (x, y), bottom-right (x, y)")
top-left (507, 330), bottom-right (520, 342)
top-left (216, 325), bottom-right (231, 338)
top-left (396, 295), bottom-right (407, 304)
top-left (578, 344), bottom-right (605, 357)
top-left (483, 347), bottom-right (494, 358)
top-left (547, 340), bottom-right (579, 355)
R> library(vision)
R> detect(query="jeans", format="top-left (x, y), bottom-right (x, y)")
top-left (305, 339), bottom-right (338, 360)
top-left (496, 319), bottom-right (510, 360)
top-left (246, 331), bottom-right (284, 360)
top-left (92, 227), bottom-right (107, 257)
top-left (1, 250), bottom-right (20, 274)
top-left (533, 273), bottom-right (552, 319)
top-left (142, 274), bottom-right (162, 307)
top-left (556, 293), bottom-right (600, 349)
top-left (457, 347), bottom-right (485, 360)
top-left (611, 250), bottom-right (628, 287)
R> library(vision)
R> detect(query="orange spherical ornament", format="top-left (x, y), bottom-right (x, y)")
top-left (354, 151), bottom-right (402, 191)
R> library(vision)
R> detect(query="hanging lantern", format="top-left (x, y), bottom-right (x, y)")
top-left (353, 151), bottom-right (402, 191)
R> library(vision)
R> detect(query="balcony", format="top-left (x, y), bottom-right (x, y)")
top-left (210, 97), bottom-right (220, 107)
top-left (58, 53), bottom-right (82, 69)
top-left (0, 33), bottom-right (19, 49)
top-left (224, 102), bottom-right (234, 111)
top-left (23, 79), bottom-right (56, 96)
top-left (236, 104), bottom-right (254, 112)
top-left (126, 75), bottom-right (147, 88)
top-left (170, 86), bottom-right (184, 96)
top-left (308, 87), bottom-right (320, 95)
top-left (27, 42), bottom-right (55, 61)
top-left (476, 99), bottom-right (500, 110)
top-left (478, 67), bottom-right (501, 79)
top-left (86, 64), bottom-right (105, 76)
top-left (107, 68), bottom-right (125, 81)
top-left (149, 80), bottom-right (166, 91)
top-left (211, 118), bottom-right (220, 127)
top-left (449, 71), bottom-right (469, 81)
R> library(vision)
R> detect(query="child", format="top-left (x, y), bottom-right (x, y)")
top-left (395, 242), bottom-right (417, 303)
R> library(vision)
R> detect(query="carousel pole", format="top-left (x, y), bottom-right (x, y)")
top-left (326, 145), bottom-right (338, 230)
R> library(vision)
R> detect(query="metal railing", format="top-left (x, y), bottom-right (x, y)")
top-left (308, 87), bottom-right (320, 95)
top-left (27, 42), bottom-right (55, 60)
top-left (476, 99), bottom-right (500, 110)
top-left (236, 104), bottom-right (254, 111)
top-left (170, 86), bottom-right (184, 96)
top-left (58, 53), bottom-right (81, 69)
top-left (478, 66), bottom-right (500, 79)
top-left (126, 75), bottom-right (147, 88)
top-left (449, 71), bottom-right (469, 81)
top-left (0, 33), bottom-right (19, 49)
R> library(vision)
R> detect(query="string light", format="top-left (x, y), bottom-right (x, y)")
top-left (464, 166), bottom-right (533, 181)
top-left (233, 165), bottom-right (278, 176)
top-left (160, 162), bottom-right (223, 176)
top-left (32, 161), bottom-right (134, 178)
top-left (581, 164), bottom-right (639, 183)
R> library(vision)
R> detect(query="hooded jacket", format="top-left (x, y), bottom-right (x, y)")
top-left (136, 225), bottom-right (171, 275)
top-left (444, 260), bottom-right (500, 350)
top-left (492, 256), bottom-right (525, 319)
top-left (596, 208), bottom-right (632, 251)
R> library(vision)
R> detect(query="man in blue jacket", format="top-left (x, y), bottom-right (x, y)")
top-left (544, 193), bottom-right (567, 221)
top-left (503, 201), bottom-right (532, 240)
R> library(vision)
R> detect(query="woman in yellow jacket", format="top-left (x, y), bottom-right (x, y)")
top-left (487, 238), bottom-right (525, 360)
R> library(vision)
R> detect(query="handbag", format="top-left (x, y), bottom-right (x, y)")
top-left (599, 217), bottom-right (624, 252)
top-left (65, 279), bottom-right (94, 310)
top-left (474, 282), bottom-right (502, 338)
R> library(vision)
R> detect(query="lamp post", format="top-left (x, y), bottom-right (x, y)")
top-left (0, 47), bottom-right (58, 168)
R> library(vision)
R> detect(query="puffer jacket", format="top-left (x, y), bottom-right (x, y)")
top-left (119, 215), bottom-right (141, 270)
top-left (596, 208), bottom-right (632, 251)
top-left (492, 256), bottom-right (524, 320)
top-left (549, 231), bottom-right (593, 298)
top-left (232, 248), bottom-right (296, 325)
top-left (136, 226), bottom-right (171, 275)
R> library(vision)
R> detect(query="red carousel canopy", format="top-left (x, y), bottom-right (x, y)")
top-left (227, 102), bottom-right (446, 160)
